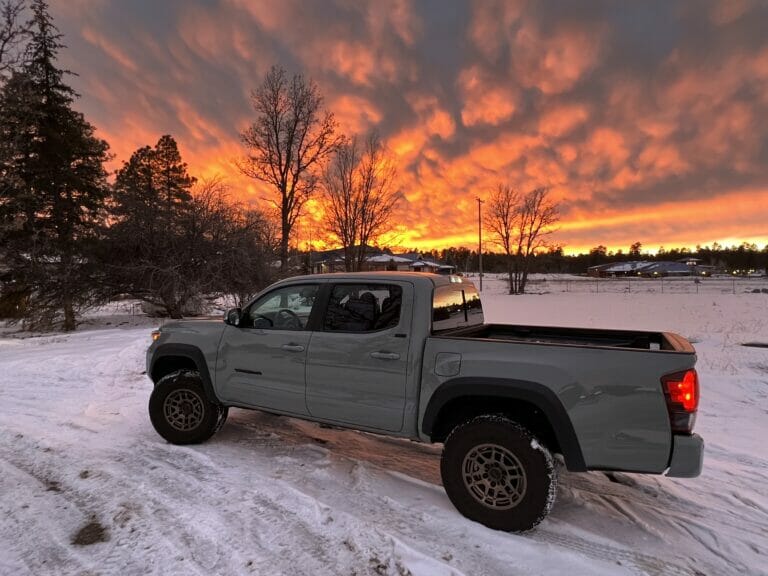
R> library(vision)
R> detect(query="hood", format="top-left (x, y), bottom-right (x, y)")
top-left (160, 317), bottom-right (226, 336)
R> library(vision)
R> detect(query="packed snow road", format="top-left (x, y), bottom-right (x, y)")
top-left (1, 286), bottom-right (767, 575)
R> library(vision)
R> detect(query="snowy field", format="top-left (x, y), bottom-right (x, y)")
top-left (1, 276), bottom-right (767, 576)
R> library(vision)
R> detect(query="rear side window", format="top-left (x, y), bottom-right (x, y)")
top-left (433, 283), bottom-right (484, 332)
top-left (323, 284), bottom-right (402, 332)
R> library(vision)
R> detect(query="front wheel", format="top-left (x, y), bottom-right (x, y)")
top-left (149, 370), bottom-right (226, 445)
top-left (440, 415), bottom-right (557, 532)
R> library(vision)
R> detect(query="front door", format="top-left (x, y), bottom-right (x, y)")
top-left (306, 282), bottom-right (411, 432)
top-left (216, 283), bottom-right (320, 415)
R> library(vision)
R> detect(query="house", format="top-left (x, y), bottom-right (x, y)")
top-left (407, 257), bottom-right (455, 274)
top-left (310, 248), bottom-right (455, 275)
top-left (310, 247), bottom-right (347, 274)
top-left (588, 259), bottom-right (714, 278)
top-left (636, 261), bottom-right (693, 277)
top-left (587, 261), bottom-right (651, 277)
top-left (364, 254), bottom-right (414, 271)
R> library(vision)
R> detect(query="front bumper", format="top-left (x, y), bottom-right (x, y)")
top-left (665, 433), bottom-right (704, 478)
top-left (146, 342), bottom-right (157, 378)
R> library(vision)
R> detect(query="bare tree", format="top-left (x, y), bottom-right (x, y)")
top-left (183, 178), bottom-right (277, 307)
top-left (197, 179), bottom-right (277, 305)
top-left (517, 187), bottom-right (559, 292)
top-left (486, 185), bottom-right (559, 294)
top-left (321, 137), bottom-right (359, 271)
top-left (322, 133), bottom-right (402, 271)
top-left (485, 184), bottom-right (522, 294)
top-left (239, 65), bottom-right (341, 273)
top-left (355, 134), bottom-right (401, 270)
top-left (0, 0), bottom-right (26, 81)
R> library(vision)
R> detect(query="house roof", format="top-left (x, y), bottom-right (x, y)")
top-left (602, 261), bottom-right (651, 273)
top-left (638, 261), bottom-right (692, 274)
top-left (366, 254), bottom-right (413, 263)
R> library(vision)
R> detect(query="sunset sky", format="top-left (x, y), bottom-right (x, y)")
top-left (50, 0), bottom-right (768, 254)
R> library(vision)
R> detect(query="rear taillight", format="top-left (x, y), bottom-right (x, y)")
top-left (662, 369), bottom-right (699, 433)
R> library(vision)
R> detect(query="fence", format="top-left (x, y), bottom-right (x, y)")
top-left (519, 276), bottom-right (768, 295)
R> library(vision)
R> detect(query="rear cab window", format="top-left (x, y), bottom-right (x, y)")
top-left (432, 280), bottom-right (484, 332)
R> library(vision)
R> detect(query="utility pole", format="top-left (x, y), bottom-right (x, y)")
top-left (476, 197), bottom-right (484, 291)
top-left (308, 220), bottom-right (313, 274)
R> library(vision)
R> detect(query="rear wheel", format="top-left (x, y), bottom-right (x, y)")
top-left (440, 415), bottom-right (557, 532)
top-left (149, 370), bottom-right (226, 444)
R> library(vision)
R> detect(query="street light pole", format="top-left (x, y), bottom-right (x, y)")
top-left (476, 197), bottom-right (484, 291)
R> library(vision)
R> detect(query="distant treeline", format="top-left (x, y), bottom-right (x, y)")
top-left (386, 244), bottom-right (768, 275)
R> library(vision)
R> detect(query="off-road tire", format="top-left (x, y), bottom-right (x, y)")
top-left (441, 415), bottom-right (557, 532)
top-left (149, 370), bottom-right (225, 445)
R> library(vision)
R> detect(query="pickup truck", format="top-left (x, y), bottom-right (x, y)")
top-left (146, 272), bottom-right (704, 531)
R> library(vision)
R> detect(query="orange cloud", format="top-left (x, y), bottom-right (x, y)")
top-left (467, 0), bottom-right (525, 61)
top-left (330, 94), bottom-right (383, 135)
top-left (458, 66), bottom-right (517, 127)
top-left (512, 23), bottom-right (605, 94)
top-left (538, 103), bottom-right (589, 138)
top-left (47, 0), bottom-right (768, 256)
top-left (406, 93), bottom-right (455, 139)
top-left (81, 26), bottom-right (138, 72)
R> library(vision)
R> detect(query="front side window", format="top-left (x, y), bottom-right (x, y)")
top-left (323, 284), bottom-right (402, 332)
top-left (245, 284), bottom-right (319, 330)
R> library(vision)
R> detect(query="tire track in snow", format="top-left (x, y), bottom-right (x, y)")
top-left (553, 468), bottom-right (767, 575)
top-left (532, 531), bottom-right (693, 576)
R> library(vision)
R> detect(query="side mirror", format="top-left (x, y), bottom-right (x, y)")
top-left (224, 307), bottom-right (242, 327)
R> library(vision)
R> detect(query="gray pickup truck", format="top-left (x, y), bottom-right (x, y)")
top-left (146, 272), bottom-right (703, 531)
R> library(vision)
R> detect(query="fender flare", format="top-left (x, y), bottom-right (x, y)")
top-left (149, 343), bottom-right (221, 405)
top-left (422, 377), bottom-right (587, 471)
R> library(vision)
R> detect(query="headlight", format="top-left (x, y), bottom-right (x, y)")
top-left (151, 330), bottom-right (161, 342)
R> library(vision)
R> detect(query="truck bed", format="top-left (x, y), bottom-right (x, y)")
top-left (440, 324), bottom-right (694, 353)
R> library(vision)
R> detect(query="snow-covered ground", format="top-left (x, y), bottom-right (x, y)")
top-left (1, 278), bottom-right (767, 576)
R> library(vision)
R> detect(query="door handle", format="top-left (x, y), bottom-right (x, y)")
top-left (281, 343), bottom-right (305, 353)
top-left (370, 351), bottom-right (400, 360)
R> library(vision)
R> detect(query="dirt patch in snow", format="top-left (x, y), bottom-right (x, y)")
top-left (71, 519), bottom-right (109, 546)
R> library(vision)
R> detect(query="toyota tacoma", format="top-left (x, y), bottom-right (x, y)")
top-left (146, 272), bottom-right (704, 531)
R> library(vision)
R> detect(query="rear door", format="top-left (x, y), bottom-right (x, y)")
top-left (216, 283), bottom-right (320, 415)
top-left (305, 281), bottom-right (412, 432)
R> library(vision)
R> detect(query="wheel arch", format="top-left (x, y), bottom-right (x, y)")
top-left (149, 343), bottom-right (221, 405)
top-left (422, 377), bottom-right (587, 472)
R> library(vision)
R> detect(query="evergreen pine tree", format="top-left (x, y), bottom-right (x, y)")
top-left (106, 135), bottom-right (197, 318)
top-left (153, 134), bottom-right (194, 228)
top-left (0, 0), bottom-right (110, 330)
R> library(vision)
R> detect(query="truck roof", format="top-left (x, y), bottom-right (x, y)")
top-left (273, 271), bottom-right (475, 289)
